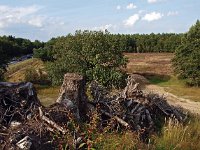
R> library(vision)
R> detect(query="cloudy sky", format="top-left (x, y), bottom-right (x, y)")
top-left (0, 0), bottom-right (199, 41)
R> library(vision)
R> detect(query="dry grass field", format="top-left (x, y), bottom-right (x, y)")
top-left (125, 53), bottom-right (200, 103)
top-left (125, 53), bottom-right (174, 75)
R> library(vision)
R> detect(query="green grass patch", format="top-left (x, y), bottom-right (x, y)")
top-left (147, 75), bottom-right (170, 85)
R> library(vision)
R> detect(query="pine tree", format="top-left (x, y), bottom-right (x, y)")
top-left (173, 20), bottom-right (200, 86)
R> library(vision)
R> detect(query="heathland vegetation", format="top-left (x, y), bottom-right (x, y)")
top-left (0, 20), bottom-right (200, 150)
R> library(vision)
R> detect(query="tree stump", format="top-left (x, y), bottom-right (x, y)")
top-left (56, 73), bottom-right (87, 120)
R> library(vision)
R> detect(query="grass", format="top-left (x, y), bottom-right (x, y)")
top-left (90, 117), bottom-right (200, 150)
top-left (152, 117), bottom-right (200, 150)
top-left (125, 53), bottom-right (174, 75)
top-left (126, 53), bottom-right (200, 102)
top-left (147, 75), bottom-right (200, 102)
top-left (5, 58), bottom-right (44, 82)
top-left (77, 114), bottom-right (200, 150)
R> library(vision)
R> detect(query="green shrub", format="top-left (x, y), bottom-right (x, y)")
top-left (45, 30), bottom-right (127, 88)
top-left (173, 20), bottom-right (200, 86)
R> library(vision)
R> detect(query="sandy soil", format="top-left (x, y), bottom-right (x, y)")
top-left (145, 84), bottom-right (200, 114)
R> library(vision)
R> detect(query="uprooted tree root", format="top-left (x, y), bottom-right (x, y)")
top-left (0, 74), bottom-right (187, 149)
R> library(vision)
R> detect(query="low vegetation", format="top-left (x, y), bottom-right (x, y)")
top-left (91, 117), bottom-right (200, 150)
top-left (148, 75), bottom-right (200, 102)
top-left (126, 53), bottom-right (200, 102)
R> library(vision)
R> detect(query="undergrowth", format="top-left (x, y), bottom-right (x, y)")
top-left (52, 108), bottom-right (200, 150)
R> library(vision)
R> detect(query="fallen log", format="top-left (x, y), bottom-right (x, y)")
top-left (101, 110), bottom-right (129, 127)
top-left (39, 107), bottom-right (67, 134)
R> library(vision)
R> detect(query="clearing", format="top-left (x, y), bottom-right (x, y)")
top-left (125, 53), bottom-right (200, 114)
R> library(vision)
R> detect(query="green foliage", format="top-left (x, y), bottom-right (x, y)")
top-left (33, 38), bottom-right (56, 61)
top-left (0, 36), bottom-right (43, 58)
top-left (44, 31), bottom-right (127, 87)
top-left (173, 20), bottom-right (200, 86)
top-left (0, 46), bottom-right (8, 80)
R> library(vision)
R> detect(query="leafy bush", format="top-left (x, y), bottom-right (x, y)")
top-left (0, 48), bottom-right (8, 81)
top-left (45, 30), bottom-right (128, 88)
top-left (33, 38), bottom-right (56, 61)
top-left (173, 20), bottom-right (200, 86)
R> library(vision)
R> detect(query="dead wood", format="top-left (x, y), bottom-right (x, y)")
top-left (0, 73), bottom-right (187, 148)
top-left (89, 75), bottom-right (187, 140)
top-left (39, 107), bottom-right (67, 134)
top-left (56, 73), bottom-right (88, 120)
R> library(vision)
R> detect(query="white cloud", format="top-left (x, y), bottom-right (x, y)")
top-left (126, 3), bottom-right (137, 9)
top-left (124, 14), bottom-right (140, 27)
top-left (147, 0), bottom-right (165, 3)
top-left (0, 5), bottom-right (66, 29)
top-left (0, 5), bottom-right (42, 28)
top-left (116, 5), bottom-right (121, 10)
top-left (92, 24), bottom-right (116, 31)
top-left (28, 16), bottom-right (45, 27)
top-left (142, 12), bottom-right (163, 21)
top-left (147, 0), bottom-right (158, 3)
top-left (167, 11), bottom-right (179, 16)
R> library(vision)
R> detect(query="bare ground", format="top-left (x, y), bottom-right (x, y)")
top-left (144, 84), bottom-right (200, 114)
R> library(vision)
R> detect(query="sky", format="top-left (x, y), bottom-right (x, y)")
top-left (0, 0), bottom-right (199, 41)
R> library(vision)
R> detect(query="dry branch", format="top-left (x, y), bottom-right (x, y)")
top-left (39, 107), bottom-right (67, 134)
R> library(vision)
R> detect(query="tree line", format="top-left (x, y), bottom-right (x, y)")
top-left (0, 35), bottom-right (44, 80)
top-left (34, 33), bottom-right (183, 62)
top-left (110, 33), bottom-right (183, 53)
top-left (33, 31), bottom-right (184, 87)
top-left (0, 35), bottom-right (44, 59)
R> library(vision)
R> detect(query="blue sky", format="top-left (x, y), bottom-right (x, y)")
top-left (0, 0), bottom-right (199, 41)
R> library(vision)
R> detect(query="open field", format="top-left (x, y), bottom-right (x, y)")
top-left (125, 53), bottom-right (200, 102)
top-left (125, 53), bottom-right (174, 75)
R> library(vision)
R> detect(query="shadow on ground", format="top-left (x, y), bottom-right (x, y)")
top-left (137, 73), bottom-right (171, 84)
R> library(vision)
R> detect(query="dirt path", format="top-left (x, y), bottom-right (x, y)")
top-left (145, 84), bottom-right (200, 114)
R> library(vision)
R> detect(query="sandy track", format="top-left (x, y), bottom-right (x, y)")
top-left (145, 84), bottom-right (200, 114)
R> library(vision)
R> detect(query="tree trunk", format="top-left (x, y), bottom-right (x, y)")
top-left (56, 73), bottom-right (88, 120)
